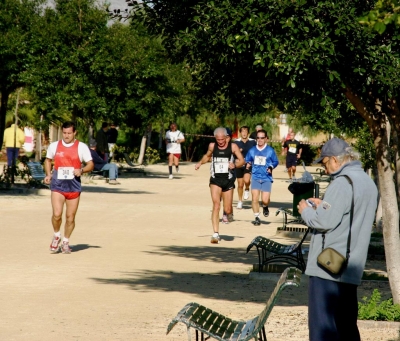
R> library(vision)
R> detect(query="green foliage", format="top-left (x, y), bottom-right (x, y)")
top-left (362, 272), bottom-right (388, 281)
top-left (351, 123), bottom-right (377, 171)
top-left (358, 289), bottom-right (400, 321)
top-left (359, 0), bottom-right (400, 34)
top-left (112, 145), bottom-right (161, 165)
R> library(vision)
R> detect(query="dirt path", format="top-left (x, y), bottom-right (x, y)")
top-left (0, 162), bottom-right (396, 341)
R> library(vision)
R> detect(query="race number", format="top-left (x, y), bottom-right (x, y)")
top-left (57, 167), bottom-right (75, 180)
top-left (214, 157), bottom-right (229, 173)
top-left (289, 147), bottom-right (297, 153)
top-left (254, 156), bottom-right (266, 166)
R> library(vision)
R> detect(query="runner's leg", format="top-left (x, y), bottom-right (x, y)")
top-left (51, 191), bottom-right (66, 233)
top-left (64, 196), bottom-right (81, 238)
top-left (210, 185), bottom-right (223, 234)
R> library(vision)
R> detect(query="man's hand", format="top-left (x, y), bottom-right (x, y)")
top-left (73, 168), bottom-right (83, 177)
top-left (228, 161), bottom-right (235, 170)
top-left (195, 163), bottom-right (201, 170)
top-left (44, 175), bottom-right (51, 184)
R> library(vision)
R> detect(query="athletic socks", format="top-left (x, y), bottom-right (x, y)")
top-left (54, 231), bottom-right (61, 238)
top-left (212, 232), bottom-right (219, 238)
top-left (168, 166), bottom-right (172, 175)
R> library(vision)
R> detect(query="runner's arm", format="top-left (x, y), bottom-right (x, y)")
top-left (195, 143), bottom-right (213, 170)
top-left (232, 144), bottom-right (245, 168)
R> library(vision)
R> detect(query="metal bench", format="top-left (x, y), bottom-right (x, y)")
top-left (166, 267), bottom-right (302, 341)
top-left (275, 208), bottom-right (307, 231)
top-left (246, 232), bottom-right (310, 273)
top-left (26, 162), bottom-right (49, 187)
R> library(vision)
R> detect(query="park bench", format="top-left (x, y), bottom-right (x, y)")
top-left (246, 231), bottom-right (310, 273)
top-left (27, 162), bottom-right (49, 187)
top-left (275, 208), bottom-right (307, 231)
top-left (88, 169), bottom-right (108, 181)
top-left (166, 267), bottom-right (302, 341)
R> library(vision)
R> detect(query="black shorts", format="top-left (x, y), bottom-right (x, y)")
top-left (235, 166), bottom-right (251, 179)
top-left (286, 154), bottom-right (298, 168)
top-left (209, 177), bottom-right (235, 192)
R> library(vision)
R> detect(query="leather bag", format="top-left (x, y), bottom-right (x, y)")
top-left (317, 247), bottom-right (346, 275)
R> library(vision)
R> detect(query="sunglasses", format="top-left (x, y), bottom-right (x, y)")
top-left (256, 136), bottom-right (266, 139)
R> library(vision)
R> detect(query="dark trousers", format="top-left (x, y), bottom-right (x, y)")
top-left (308, 276), bottom-right (360, 341)
top-left (6, 147), bottom-right (20, 167)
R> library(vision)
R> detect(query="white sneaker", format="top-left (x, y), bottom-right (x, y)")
top-left (243, 190), bottom-right (250, 200)
top-left (169, 174), bottom-right (173, 180)
top-left (237, 201), bottom-right (243, 209)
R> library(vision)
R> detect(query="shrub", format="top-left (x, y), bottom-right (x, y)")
top-left (358, 289), bottom-right (400, 321)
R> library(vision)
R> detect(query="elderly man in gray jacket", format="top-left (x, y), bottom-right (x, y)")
top-left (298, 138), bottom-right (378, 341)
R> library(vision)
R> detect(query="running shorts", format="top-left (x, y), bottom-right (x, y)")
top-left (209, 177), bottom-right (235, 192)
top-left (286, 154), bottom-right (298, 168)
top-left (235, 166), bottom-right (251, 179)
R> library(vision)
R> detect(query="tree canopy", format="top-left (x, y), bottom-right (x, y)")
top-left (131, 0), bottom-right (400, 302)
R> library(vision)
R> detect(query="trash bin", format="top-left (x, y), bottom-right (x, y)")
top-left (288, 182), bottom-right (315, 216)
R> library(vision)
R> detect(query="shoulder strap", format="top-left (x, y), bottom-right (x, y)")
top-left (338, 175), bottom-right (354, 262)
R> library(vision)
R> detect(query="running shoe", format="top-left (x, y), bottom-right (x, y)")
top-left (61, 241), bottom-right (72, 254)
top-left (263, 206), bottom-right (269, 217)
top-left (243, 190), bottom-right (250, 200)
top-left (237, 201), bottom-right (243, 209)
top-left (210, 235), bottom-right (221, 244)
top-left (252, 217), bottom-right (261, 226)
top-left (176, 167), bottom-right (179, 173)
top-left (50, 235), bottom-right (61, 253)
top-left (227, 213), bottom-right (234, 222)
top-left (222, 214), bottom-right (229, 224)
top-left (169, 174), bottom-right (173, 180)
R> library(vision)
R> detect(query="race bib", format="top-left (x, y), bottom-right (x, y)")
top-left (215, 157), bottom-right (229, 173)
top-left (254, 156), bottom-right (266, 166)
top-left (289, 147), bottom-right (297, 153)
top-left (57, 167), bottom-right (75, 180)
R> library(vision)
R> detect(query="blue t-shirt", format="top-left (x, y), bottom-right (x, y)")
top-left (246, 144), bottom-right (279, 181)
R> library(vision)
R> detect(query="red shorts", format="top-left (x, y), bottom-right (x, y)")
top-left (168, 153), bottom-right (181, 159)
top-left (53, 190), bottom-right (81, 200)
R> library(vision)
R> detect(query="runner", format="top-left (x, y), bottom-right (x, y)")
top-left (282, 131), bottom-right (302, 180)
top-left (245, 129), bottom-right (279, 226)
top-left (165, 122), bottom-right (185, 179)
top-left (234, 126), bottom-right (256, 209)
top-left (44, 121), bottom-right (94, 254)
top-left (195, 127), bottom-right (244, 243)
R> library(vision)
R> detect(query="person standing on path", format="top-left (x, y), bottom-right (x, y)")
top-left (234, 126), bottom-right (256, 209)
top-left (107, 123), bottom-right (118, 161)
top-left (297, 138), bottom-right (378, 341)
top-left (195, 127), bottom-right (244, 244)
top-left (165, 122), bottom-right (185, 180)
top-left (245, 129), bottom-right (279, 226)
top-left (282, 131), bottom-right (302, 180)
top-left (44, 121), bottom-right (94, 254)
top-left (2, 123), bottom-right (25, 167)
top-left (96, 122), bottom-right (109, 161)
top-left (89, 139), bottom-right (120, 185)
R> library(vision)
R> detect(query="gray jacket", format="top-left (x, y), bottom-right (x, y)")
top-left (301, 161), bottom-right (378, 285)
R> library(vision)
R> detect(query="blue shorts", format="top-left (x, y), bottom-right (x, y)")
top-left (251, 179), bottom-right (272, 192)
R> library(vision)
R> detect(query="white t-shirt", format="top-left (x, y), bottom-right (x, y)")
top-left (165, 130), bottom-right (184, 154)
top-left (46, 140), bottom-right (93, 163)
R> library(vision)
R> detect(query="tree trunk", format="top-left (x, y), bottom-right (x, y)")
top-left (344, 87), bottom-right (400, 304)
top-left (146, 124), bottom-right (152, 148)
top-left (0, 89), bottom-right (10, 145)
top-left (138, 135), bottom-right (147, 165)
top-left (373, 120), bottom-right (400, 304)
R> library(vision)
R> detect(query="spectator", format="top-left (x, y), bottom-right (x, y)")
top-left (3, 123), bottom-right (25, 167)
top-left (107, 123), bottom-right (118, 161)
top-left (96, 122), bottom-right (109, 161)
top-left (89, 139), bottom-right (120, 185)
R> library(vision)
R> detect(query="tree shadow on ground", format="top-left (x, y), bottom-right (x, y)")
top-left (90, 269), bottom-right (307, 306)
top-left (145, 245), bottom-right (256, 265)
top-left (81, 186), bottom-right (156, 195)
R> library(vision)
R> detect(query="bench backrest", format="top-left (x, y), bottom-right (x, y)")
top-left (27, 162), bottom-right (45, 180)
top-left (166, 267), bottom-right (301, 341)
top-left (252, 267), bottom-right (301, 336)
